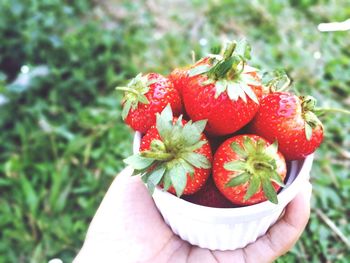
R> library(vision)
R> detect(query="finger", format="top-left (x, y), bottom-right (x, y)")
top-left (87, 166), bottom-right (136, 228)
top-left (242, 181), bottom-right (312, 263)
top-left (76, 166), bottom-right (175, 262)
top-left (86, 166), bottom-right (159, 236)
top-left (211, 182), bottom-right (312, 263)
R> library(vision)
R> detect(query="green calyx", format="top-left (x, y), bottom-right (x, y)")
top-left (300, 96), bottom-right (324, 141)
top-left (224, 136), bottom-right (285, 204)
top-left (116, 73), bottom-right (156, 120)
top-left (263, 69), bottom-right (292, 93)
top-left (188, 39), bottom-right (259, 104)
top-left (124, 105), bottom-right (211, 197)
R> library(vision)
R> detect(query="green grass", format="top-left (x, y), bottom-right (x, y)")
top-left (0, 0), bottom-right (349, 262)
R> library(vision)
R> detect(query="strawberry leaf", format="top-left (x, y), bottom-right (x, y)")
top-left (235, 38), bottom-right (251, 60)
top-left (236, 83), bottom-right (247, 102)
top-left (169, 163), bottom-right (187, 196)
top-left (146, 180), bottom-right (156, 195)
top-left (185, 140), bottom-right (207, 153)
top-left (125, 106), bottom-right (211, 197)
top-left (224, 160), bottom-right (246, 171)
top-left (182, 152), bottom-right (211, 169)
top-left (225, 135), bottom-right (285, 204)
top-left (255, 139), bottom-right (265, 153)
top-left (146, 78), bottom-right (158, 86)
top-left (230, 142), bottom-right (247, 159)
top-left (122, 100), bottom-right (132, 120)
top-left (178, 158), bottom-right (195, 178)
top-left (241, 74), bottom-right (261, 86)
top-left (302, 97), bottom-right (323, 141)
top-left (243, 136), bottom-right (256, 153)
top-left (138, 94), bottom-right (149, 104)
top-left (244, 176), bottom-right (260, 201)
top-left (265, 140), bottom-right (278, 156)
top-left (141, 171), bottom-right (151, 183)
top-left (117, 73), bottom-right (152, 119)
top-left (182, 120), bottom-right (207, 145)
top-left (226, 83), bottom-right (239, 101)
top-left (156, 105), bottom-right (173, 141)
top-left (240, 83), bottom-right (259, 104)
top-left (188, 65), bottom-right (212, 77)
top-left (124, 154), bottom-right (154, 170)
top-left (163, 172), bottom-right (172, 191)
top-left (225, 172), bottom-right (250, 187)
top-left (148, 166), bottom-right (166, 186)
top-left (215, 80), bottom-right (228, 98)
top-left (271, 171), bottom-right (285, 187)
top-left (213, 57), bottom-right (237, 79)
top-left (196, 39), bottom-right (260, 105)
top-left (192, 119), bottom-right (207, 134)
top-left (262, 179), bottom-right (278, 204)
top-left (305, 122), bottom-right (313, 141)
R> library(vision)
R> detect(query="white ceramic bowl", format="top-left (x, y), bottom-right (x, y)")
top-left (133, 132), bottom-right (313, 251)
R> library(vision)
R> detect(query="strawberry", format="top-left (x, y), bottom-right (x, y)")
top-left (183, 176), bottom-right (234, 208)
top-left (168, 66), bottom-right (190, 96)
top-left (249, 92), bottom-right (324, 160)
top-left (182, 40), bottom-right (263, 136)
top-left (117, 73), bottom-right (182, 133)
top-left (213, 135), bottom-right (287, 205)
top-left (169, 57), bottom-right (211, 96)
top-left (124, 105), bottom-right (212, 196)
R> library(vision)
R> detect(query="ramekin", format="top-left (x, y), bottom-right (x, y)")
top-left (133, 131), bottom-right (313, 251)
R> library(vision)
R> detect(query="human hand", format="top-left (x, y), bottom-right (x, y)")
top-left (74, 166), bottom-right (312, 263)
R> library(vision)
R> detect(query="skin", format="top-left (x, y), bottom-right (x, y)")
top-left (74, 166), bottom-right (312, 263)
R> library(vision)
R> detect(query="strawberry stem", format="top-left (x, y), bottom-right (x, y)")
top-left (223, 42), bottom-right (236, 59)
top-left (263, 69), bottom-right (291, 93)
top-left (141, 151), bottom-right (173, 161)
top-left (191, 50), bottom-right (196, 64)
top-left (315, 107), bottom-right (350, 116)
top-left (188, 40), bottom-right (260, 103)
top-left (278, 76), bottom-right (291, 92)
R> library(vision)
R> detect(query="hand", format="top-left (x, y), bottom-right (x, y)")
top-left (74, 166), bottom-right (312, 263)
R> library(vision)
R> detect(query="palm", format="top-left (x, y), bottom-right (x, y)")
top-left (75, 167), bottom-right (311, 263)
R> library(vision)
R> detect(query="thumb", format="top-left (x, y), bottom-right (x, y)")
top-left (243, 181), bottom-right (312, 263)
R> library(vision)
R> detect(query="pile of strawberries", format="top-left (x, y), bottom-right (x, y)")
top-left (118, 40), bottom-right (324, 207)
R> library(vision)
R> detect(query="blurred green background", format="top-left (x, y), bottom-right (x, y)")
top-left (0, 0), bottom-right (349, 262)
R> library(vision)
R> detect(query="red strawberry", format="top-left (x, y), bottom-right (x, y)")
top-left (213, 134), bottom-right (287, 205)
top-left (169, 66), bottom-right (190, 96)
top-left (169, 57), bottom-right (211, 96)
top-left (182, 41), bottom-right (263, 136)
top-left (183, 176), bottom-right (234, 208)
top-left (117, 73), bottom-right (182, 133)
top-left (124, 105), bottom-right (212, 196)
top-left (249, 92), bottom-right (324, 160)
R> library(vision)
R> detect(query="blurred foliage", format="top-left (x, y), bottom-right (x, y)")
top-left (0, 0), bottom-right (349, 262)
